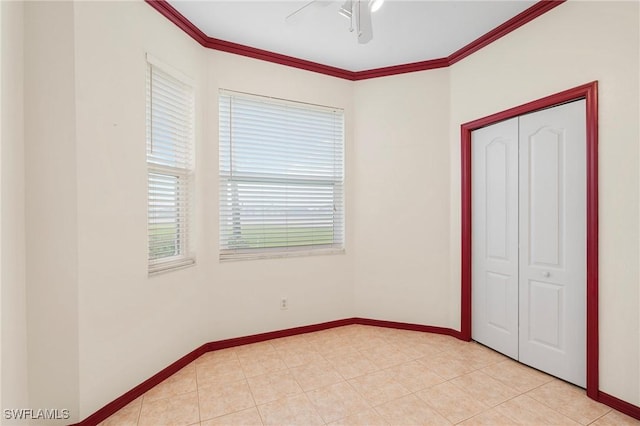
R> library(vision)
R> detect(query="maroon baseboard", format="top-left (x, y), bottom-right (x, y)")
top-left (203, 318), bottom-right (356, 352)
top-left (71, 317), bottom-right (640, 425)
top-left (71, 342), bottom-right (210, 426)
top-left (598, 391), bottom-right (640, 421)
top-left (353, 317), bottom-right (465, 340)
top-left (71, 317), bottom-right (459, 425)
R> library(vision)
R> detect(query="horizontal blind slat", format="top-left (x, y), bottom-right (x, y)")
top-left (147, 61), bottom-right (195, 272)
top-left (219, 91), bottom-right (344, 257)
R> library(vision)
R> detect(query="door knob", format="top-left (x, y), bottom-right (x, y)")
top-left (542, 271), bottom-right (550, 277)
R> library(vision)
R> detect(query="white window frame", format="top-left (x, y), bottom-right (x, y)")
top-left (218, 90), bottom-right (345, 261)
top-left (146, 54), bottom-right (195, 274)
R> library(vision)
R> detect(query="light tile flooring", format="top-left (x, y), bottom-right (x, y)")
top-left (99, 325), bottom-right (639, 426)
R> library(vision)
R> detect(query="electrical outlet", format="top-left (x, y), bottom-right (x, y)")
top-left (280, 298), bottom-right (288, 310)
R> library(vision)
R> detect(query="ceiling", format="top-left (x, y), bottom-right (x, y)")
top-left (166, 0), bottom-right (537, 72)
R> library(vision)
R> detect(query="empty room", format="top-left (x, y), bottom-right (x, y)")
top-left (1, 0), bottom-right (639, 425)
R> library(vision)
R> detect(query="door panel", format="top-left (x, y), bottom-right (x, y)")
top-left (472, 117), bottom-right (519, 359)
top-left (527, 280), bottom-right (563, 349)
top-left (528, 127), bottom-right (562, 266)
top-left (486, 272), bottom-right (510, 332)
top-left (518, 100), bottom-right (586, 387)
top-left (486, 141), bottom-right (510, 260)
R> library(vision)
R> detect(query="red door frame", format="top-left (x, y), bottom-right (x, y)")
top-left (459, 81), bottom-right (599, 399)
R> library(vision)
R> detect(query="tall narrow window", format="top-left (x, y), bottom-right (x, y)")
top-left (219, 90), bottom-right (344, 260)
top-left (146, 55), bottom-right (195, 274)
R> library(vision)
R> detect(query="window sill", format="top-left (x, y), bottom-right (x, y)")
top-left (148, 257), bottom-right (195, 276)
top-left (219, 247), bottom-right (345, 262)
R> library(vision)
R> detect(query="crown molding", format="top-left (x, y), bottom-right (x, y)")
top-left (145, 0), bottom-right (566, 81)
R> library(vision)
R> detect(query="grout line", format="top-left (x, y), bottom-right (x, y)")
top-left (135, 395), bottom-right (143, 426)
top-left (587, 409), bottom-right (612, 425)
top-left (137, 394), bottom-right (146, 425)
top-left (194, 360), bottom-right (202, 426)
top-left (120, 325), bottom-right (622, 426)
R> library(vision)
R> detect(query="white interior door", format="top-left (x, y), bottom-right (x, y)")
top-left (472, 118), bottom-right (519, 360)
top-left (518, 100), bottom-right (586, 387)
top-left (471, 100), bottom-right (586, 387)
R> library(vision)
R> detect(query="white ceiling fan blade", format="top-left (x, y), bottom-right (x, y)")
top-left (355, 0), bottom-right (373, 44)
top-left (285, 0), bottom-right (331, 23)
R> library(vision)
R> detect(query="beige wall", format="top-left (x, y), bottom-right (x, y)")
top-left (24, 1), bottom-right (80, 422)
top-left (72, 0), bottom-right (354, 418)
top-left (1, 0), bottom-right (3, 411)
top-left (448, 0), bottom-right (639, 405)
top-left (1, 1), bottom-right (29, 421)
top-left (5, 0), bottom-right (639, 421)
top-left (352, 70), bottom-right (451, 326)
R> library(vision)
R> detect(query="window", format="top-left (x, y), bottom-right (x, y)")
top-left (219, 90), bottom-right (344, 260)
top-left (146, 55), bottom-right (195, 274)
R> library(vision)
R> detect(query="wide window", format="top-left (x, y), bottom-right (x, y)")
top-left (219, 90), bottom-right (344, 260)
top-left (146, 55), bottom-right (195, 274)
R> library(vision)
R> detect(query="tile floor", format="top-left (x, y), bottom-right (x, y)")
top-left (99, 325), bottom-right (639, 425)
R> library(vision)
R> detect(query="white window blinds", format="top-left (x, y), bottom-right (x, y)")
top-left (146, 56), bottom-right (195, 274)
top-left (219, 90), bottom-right (344, 260)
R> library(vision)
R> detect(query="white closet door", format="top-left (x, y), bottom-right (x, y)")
top-left (472, 117), bottom-right (520, 359)
top-left (518, 100), bottom-right (586, 387)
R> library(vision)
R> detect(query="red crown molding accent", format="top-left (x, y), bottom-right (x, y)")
top-left (204, 37), bottom-right (356, 80)
top-left (352, 58), bottom-right (450, 80)
top-left (460, 81), bottom-right (599, 397)
top-left (353, 0), bottom-right (566, 80)
top-left (145, 0), bottom-right (566, 81)
top-left (447, 0), bottom-right (565, 66)
top-left (146, 0), bottom-right (209, 47)
top-left (145, 0), bottom-right (356, 80)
